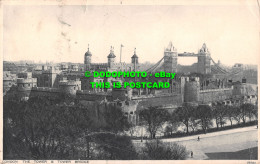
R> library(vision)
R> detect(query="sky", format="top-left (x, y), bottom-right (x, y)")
top-left (3, 4), bottom-right (260, 66)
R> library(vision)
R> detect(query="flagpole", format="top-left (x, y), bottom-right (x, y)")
top-left (120, 44), bottom-right (122, 63)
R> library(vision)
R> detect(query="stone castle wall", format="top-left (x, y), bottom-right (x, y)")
top-left (30, 87), bottom-right (61, 99)
top-left (133, 94), bottom-right (182, 111)
top-left (76, 90), bottom-right (112, 101)
top-left (199, 88), bottom-right (233, 103)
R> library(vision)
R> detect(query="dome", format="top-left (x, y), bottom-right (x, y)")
top-left (107, 46), bottom-right (116, 58)
top-left (131, 48), bottom-right (138, 58)
top-left (85, 49), bottom-right (92, 57)
top-left (85, 44), bottom-right (92, 56)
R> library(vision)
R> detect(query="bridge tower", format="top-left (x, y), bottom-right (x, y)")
top-left (163, 42), bottom-right (178, 73)
top-left (197, 43), bottom-right (211, 74)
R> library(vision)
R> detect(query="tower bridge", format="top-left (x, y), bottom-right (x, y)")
top-left (146, 42), bottom-right (240, 76)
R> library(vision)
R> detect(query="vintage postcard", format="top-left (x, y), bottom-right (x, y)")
top-left (1, 0), bottom-right (259, 163)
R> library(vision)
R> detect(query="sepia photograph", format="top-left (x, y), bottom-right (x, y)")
top-left (1, 0), bottom-right (259, 162)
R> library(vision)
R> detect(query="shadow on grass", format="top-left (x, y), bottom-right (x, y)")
top-left (205, 147), bottom-right (258, 160)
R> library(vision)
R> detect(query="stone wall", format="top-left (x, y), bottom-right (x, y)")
top-left (76, 90), bottom-right (112, 101)
top-left (133, 94), bottom-right (182, 111)
top-left (30, 87), bottom-right (61, 99)
top-left (199, 88), bottom-right (233, 103)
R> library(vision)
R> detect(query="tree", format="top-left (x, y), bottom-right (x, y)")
top-left (218, 105), bottom-right (226, 128)
top-left (212, 104), bottom-right (226, 128)
top-left (252, 104), bottom-right (258, 122)
top-left (103, 103), bottom-right (130, 133)
top-left (240, 103), bottom-right (255, 124)
top-left (4, 96), bottom-right (94, 159)
top-left (194, 105), bottom-right (212, 133)
top-left (225, 105), bottom-right (237, 127)
top-left (139, 106), bottom-right (169, 139)
top-left (174, 103), bottom-right (194, 134)
top-left (141, 140), bottom-right (188, 160)
top-left (4, 94), bottom-right (139, 160)
top-left (189, 116), bottom-right (199, 133)
top-left (233, 106), bottom-right (242, 125)
top-left (212, 104), bottom-right (220, 129)
top-left (165, 112), bottom-right (181, 136)
top-left (91, 133), bottom-right (138, 160)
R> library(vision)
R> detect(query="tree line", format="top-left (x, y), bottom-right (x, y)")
top-left (139, 102), bottom-right (258, 139)
top-left (3, 95), bottom-right (188, 160)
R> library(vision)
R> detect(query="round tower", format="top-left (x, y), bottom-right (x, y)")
top-left (59, 80), bottom-right (81, 97)
top-left (184, 77), bottom-right (200, 102)
top-left (131, 48), bottom-right (139, 71)
top-left (17, 77), bottom-right (37, 101)
top-left (107, 46), bottom-right (116, 68)
top-left (84, 44), bottom-right (92, 71)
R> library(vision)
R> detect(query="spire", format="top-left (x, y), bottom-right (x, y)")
top-left (85, 43), bottom-right (92, 56)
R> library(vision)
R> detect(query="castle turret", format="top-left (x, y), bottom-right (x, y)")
top-left (59, 78), bottom-right (81, 97)
top-left (107, 46), bottom-right (116, 68)
top-left (197, 43), bottom-right (211, 74)
top-left (184, 77), bottom-right (200, 103)
top-left (17, 72), bottom-right (37, 101)
top-left (84, 44), bottom-right (92, 71)
top-left (131, 48), bottom-right (138, 71)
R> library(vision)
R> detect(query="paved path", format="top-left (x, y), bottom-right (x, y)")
top-left (133, 126), bottom-right (258, 160)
